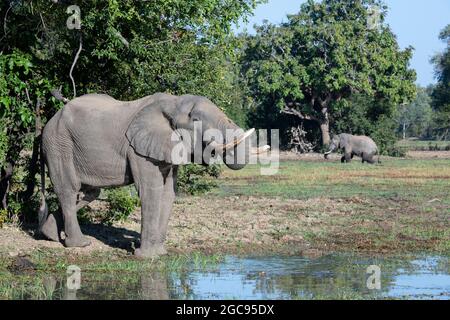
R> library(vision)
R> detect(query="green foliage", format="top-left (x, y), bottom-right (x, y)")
top-left (177, 164), bottom-right (222, 195)
top-left (0, 0), bottom-right (261, 213)
top-left (1, 0), bottom-right (261, 115)
top-left (396, 87), bottom-right (433, 139)
top-left (0, 51), bottom-right (60, 162)
top-left (430, 24), bottom-right (450, 140)
top-left (0, 50), bottom-right (61, 217)
top-left (0, 209), bottom-right (7, 228)
top-left (370, 115), bottom-right (400, 156)
top-left (104, 187), bottom-right (139, 224)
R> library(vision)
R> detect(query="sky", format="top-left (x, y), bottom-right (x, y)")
top-left (234, 0), bottom-right (450, 87)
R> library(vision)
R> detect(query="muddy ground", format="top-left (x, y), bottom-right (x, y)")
top-left (0, 151), bottom-right (449, 260)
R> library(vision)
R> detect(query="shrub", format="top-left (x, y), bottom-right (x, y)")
top-left (385, 145), bottom-right (407, 158)
top-left (0, 209), bottom-right (7, 228)
top-left (177, 164), bottom-right (222, 195)
top-left (104, 187), bottom-right (139, 224)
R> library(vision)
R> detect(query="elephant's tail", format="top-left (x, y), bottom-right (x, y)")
top-left (38, 139), bottom-right (48, 231)
top-left (377, 149), bottom-right (381, 164)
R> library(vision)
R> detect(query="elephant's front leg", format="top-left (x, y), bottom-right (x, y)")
top-left (129, 153), bottom-right (169, 258)
top-left (157, 166), bottom-right (178, 255)
top-left (341, 148), bottom-right (352, 163)
top-left (136, 183), bottom-right (164, 258)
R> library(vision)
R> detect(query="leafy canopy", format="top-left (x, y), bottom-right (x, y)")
top-left (430, 24), bottom-right (450, 139)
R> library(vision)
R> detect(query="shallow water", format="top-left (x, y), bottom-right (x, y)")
top-left (5, 254), bottom-right (450, 300)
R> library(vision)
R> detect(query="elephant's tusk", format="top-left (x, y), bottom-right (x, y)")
top-left (251, 145), bottom-right (270, 155)
top-left (223, 128), bottom-right (255, 150)
top-left (210, 128), bottom-right (256, 151)
top-left (324, 150), bottom-right (332, 155)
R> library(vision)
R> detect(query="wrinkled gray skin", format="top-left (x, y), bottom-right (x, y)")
top-left (324, 133), bottom-right (379, 164)
top-left (38, 93), bottom-right (256, 258)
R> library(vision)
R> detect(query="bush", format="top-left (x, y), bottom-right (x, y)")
top-left (385, 145), bottom-right (407, 158)
top-left (0, 209), bottom-right (7, 228)
top-left (104, 187), bottom-right (139, 224)
top-left (177, 164), bottom-right (222, 195)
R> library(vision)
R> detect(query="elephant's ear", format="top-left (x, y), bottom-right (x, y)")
top-left (126, 103), bottom-right (176, 163)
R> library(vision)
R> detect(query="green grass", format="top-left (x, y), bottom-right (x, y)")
top-left (0, 249), bottom-right (225, 300)
top-left (213, 159), bottom-right (450, 204)
top-left (396, 139), bottom-right (450, 151)
top-left (209, 158), bottom-right (450, 254)
top-left (21, 248), bottom-right (224, 273)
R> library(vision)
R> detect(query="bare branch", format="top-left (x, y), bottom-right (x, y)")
top-left (318, 95), bottom-right (332, 108)
top-left (114, 30), bottom-right (129, 48)
top-left (69, 34), bottom-right (82, 99)
top-left (39, 13), bottom-right (47, 30)
top-left (3, 3), bottom-right (12, 37)
top-left (281, 106), bottom-right (318, 122)
top-left (25, 86), bottom-right (32, 104)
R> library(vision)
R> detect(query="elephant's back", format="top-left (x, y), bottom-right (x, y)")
top-left (65, 94), bottom-right (124, 113)
top-left (354, 135), bottom-right (377, 151)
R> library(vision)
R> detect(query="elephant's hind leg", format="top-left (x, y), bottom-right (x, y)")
top-left (365, 154), bottom-right (376, 164)
top-left (76, 187), bottom-right (101, 211)
top-left (40, 211), bottom-right (63, 242)
top-left (58, 190), bottom-right (91, 247)
top-left (46, 153), bottom-right (90, 247)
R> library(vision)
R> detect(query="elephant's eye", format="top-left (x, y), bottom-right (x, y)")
top-left (192, 117), bottom-right (200, 122)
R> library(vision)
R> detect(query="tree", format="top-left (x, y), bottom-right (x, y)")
top-left (396, 87), bottom-right (433, 139)
top-left (0, 0), bottom-right (262, 213)
top-left (0, 52), bottom-right (61, 210)
top-left (241, 0), bottom-right (416, 146)
top-left (430, 24), bottom-right (450, 140)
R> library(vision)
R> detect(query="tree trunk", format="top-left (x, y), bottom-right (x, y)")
top-left (0, 162), bottom-right (14, 210)
top-left (22, 98), bottom-right (42, 202)
top-left (319, 106), bottom-right (331, 146)
top-left (22, 136), bottom-right (40, 202)
top-left (320, 121), bottom-right (330, 146)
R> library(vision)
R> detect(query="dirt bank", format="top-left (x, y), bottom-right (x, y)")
top-left (1, 193), bottom-right (448, 259)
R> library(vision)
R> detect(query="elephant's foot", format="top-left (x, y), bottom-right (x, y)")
top-left (134, 244), bottom-right (167, 259)
top-left (64, 235), bottom-right (91, 248)
top-left (39, 214), bottom-right (60, 242)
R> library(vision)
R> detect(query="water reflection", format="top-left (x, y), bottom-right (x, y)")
top-left (7, 254), bottom-right (450, 300)
top-left (140, 273), bottom-right (169, 300)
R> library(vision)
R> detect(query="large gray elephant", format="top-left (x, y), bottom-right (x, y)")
top-left (38, 93), bottom-right (266, 258)
top-left (324, 133), bottom-right (379, 164)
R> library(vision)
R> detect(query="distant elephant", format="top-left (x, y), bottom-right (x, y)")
top-left (38, 93), bottom-right (267, 258)
top-left (324, 133), bottom-right (379, 164)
